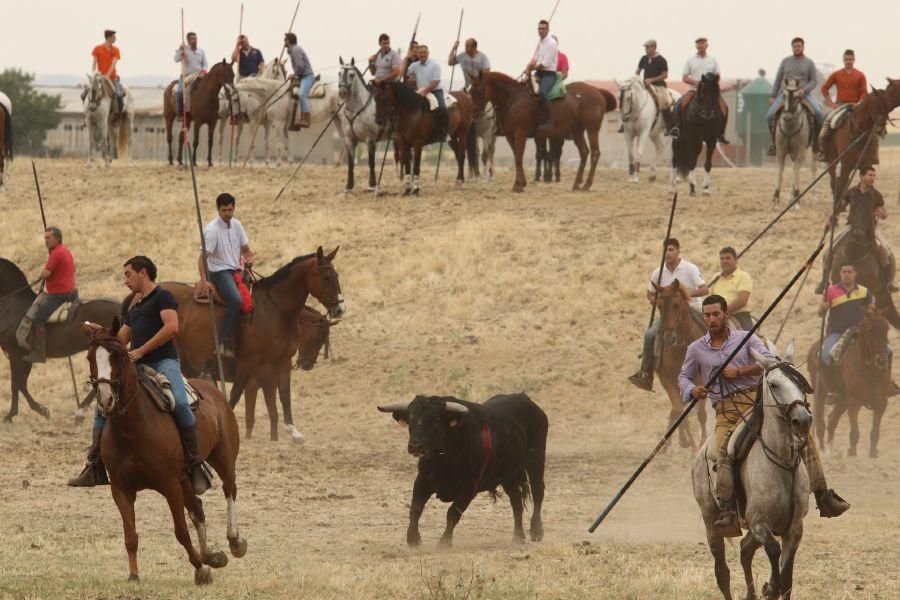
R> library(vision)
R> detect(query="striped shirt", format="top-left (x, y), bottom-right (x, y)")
top-left (825, 284), bottom-right (872, 334)
top-left (678, 329), bottom-right (774, 405)
top-left (174, 45), bottom-right (208, 74)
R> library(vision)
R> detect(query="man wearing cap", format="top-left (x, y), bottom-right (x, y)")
top-left (671, 37), bottom-right (729, 144)
top-left (766, 37), bottom-right (823, 157)
top-left (87, 30), bottom-right (124, 117)
top-left (231, 35), bottom-right (265, 80)
top-left (174, 32), bottom-right (208, 115)
top-left (369, 34), bottom-right (403, 85)
top-left (284, 32), bottom-right (315, 130)
top-left (619, 39), bottom-right (675, 134)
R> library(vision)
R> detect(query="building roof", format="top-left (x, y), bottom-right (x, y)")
top-left (585, 79), bottom-right (738, 95)
top-left (35, 84), bottom-right (167, 115)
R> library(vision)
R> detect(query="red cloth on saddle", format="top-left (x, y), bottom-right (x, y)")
top-left (233, 271), bottom-right (253, 313)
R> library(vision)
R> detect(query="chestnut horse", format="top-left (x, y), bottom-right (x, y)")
top-left (824, 78), bottom-right (900, 196)
top-left (83, 320), bottom-right (247, 585)
top-left (161, 248), bottom-right (344, 441)
top-left (243, 306), bottom-right (334, 441)
top-left (468, 71), bottom-right (616, 192)
top-left (372, 81), bottom-right (474, 195)
top-left (0, 258), bottom-right (119, 422)
top-left (652, 280), bottom-right (708, 449)
top-left (164, 60), bottom-right (235, 167)
top-left (807, 306), bottom-right (890, 458)
top-left (0, 91), bottom-right (11, 192)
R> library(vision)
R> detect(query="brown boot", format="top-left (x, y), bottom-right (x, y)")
top-left (179, 425), bottom-right (212, 495)
top-left (628, 370), bottom-right (653, 391)
top-left (23, 325), bottom-right (48, 363)
top-left (713, 502), bottom-right (742, 536)
top-left (815, 489), bottom-right (850, 518)
top-left (298, 112), bottom-right (311, 129)
top-left (68, 428), bottom-right (109, 487)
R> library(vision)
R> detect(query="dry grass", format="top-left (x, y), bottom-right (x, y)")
top-left (0, 158), bottom-right (898, 599)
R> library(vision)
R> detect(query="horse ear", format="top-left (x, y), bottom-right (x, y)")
top-left (783, 340), bottom-right (796, 364)
top-left (871, 84), bottom-right (878, 94)
top-left (325, 246), bottom-right (339, 262)
top-left (750, 347), bottom-right (775, 369)
top-left (672, 279), bottom-right (680, 290)
top-left (316, 246), bottom-right (325, 262)
top-left (339, 56), bottom-right (344, 66)
top-left (351, 57), bottom-right (355, 66)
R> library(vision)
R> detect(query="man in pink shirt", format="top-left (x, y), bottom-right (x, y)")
top-left (552, 36), bottom-right (569, 80)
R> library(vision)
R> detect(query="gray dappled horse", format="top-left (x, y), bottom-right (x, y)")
top-left (773, 79), bottom-right (815, 204)
top-left (693, 345), bottom-right (812, 600)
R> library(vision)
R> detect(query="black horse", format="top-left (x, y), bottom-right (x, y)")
top-left (0, 258), bottom-right (119, 421)
top-left (671, 72), bottom-right (727, 196)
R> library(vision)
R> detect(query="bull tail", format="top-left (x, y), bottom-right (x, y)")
top-left (597, 88), bottom-right (617, 112)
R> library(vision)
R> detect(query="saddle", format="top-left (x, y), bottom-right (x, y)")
top-left (530, 73), bottom-right (567, 101)
top-left (192, 272), bottom-right (254, 315)
top-left (137, 364), bottom-right (202, 413)
top-left (15, 290), bottom-right (81, 350)
top-left (645, 83), bottom-right (674, 111)
top-left (47, 291), bottom-right (82, 324)
top-left (308, 81), bottom-right (327, 99)
top-left (828, 327), bottom-right (859, 366)
top-left (171, 73), bottom-right (202, 112)
top-left (824, 103), bottom-right (853, 131)
top-left (426, 92), bottom-right (458, 112)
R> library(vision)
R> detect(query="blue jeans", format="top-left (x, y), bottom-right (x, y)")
top-left (210, 269), bottom-right (242, 344)
top-left (821, 332), bottom-right (841, 365)
top-left (640, 318), bottom-right (661, 372)
top-left (93, 357), bottom-right (195, 431)
top-left (766, 92), bottom-right (824, 126)
top-left (535, 70), bottom-right (556, 101)
top-left (431, 89), bottom-right (447, 112)
top-left (32, 292), bottom-right (71, 326)
top-left (297, 73), bottom-right (316, 113)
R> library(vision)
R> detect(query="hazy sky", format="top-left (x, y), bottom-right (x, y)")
top-left (4, 0), bottom-right (897, 85)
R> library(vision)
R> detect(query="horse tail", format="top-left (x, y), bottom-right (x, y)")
top-left (2, 106), bottom-right (12, 160)
top-left (117, 115), bottom-right (129, 158)
top-left (597, 88), bottom-right (617, 111)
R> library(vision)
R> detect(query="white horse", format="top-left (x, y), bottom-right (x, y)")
top-left (616, 77), bottom-right (678, 183)
top-left (217, 59), bottom-right (285, 164)
top-left (470, 100), bottom-right (497, 181)
top-left (773, 78), bottom-right (815, 204)
top-left (693, 345), bottom-right (813, 600)
top-left (83, 73), bottom-right (113, 165)
top-left (336, 58), bottom-right (392, 191)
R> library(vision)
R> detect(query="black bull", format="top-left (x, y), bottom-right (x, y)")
top-left (378, 393), bottom-right (548, 547)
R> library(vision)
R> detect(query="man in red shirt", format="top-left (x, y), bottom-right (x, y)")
top-left (818, 49), bottom-right (868, 159)
top-left (21, 227), bottom-right (77, 363)
top-left (92, 30), bottom-right (123, 115)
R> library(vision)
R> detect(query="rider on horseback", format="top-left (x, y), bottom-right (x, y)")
top-left (284, 32), bottom-right (315, 130)
top-left (709, 247), bottom-right (754, 331)
top-left (671, 37), bottom-right (728, 143)
top-left (369, 34), bottom-right (403, 85)
top-left (766, 37), bottom-right (823, 157)
top-left (449, 38), bottom-right (491, 163)
top-left (88, 30), bottom-right (124, 118)
top-left (526, 20), bottom-right (559, 134)
top-left (174, 32), bottom-right (208, 115)
top-left (19, 227), bottom-right (76, 363)
top-left (69, 256), bottom-right (209, 494)
top-left (629, 238), bottom-right (708, 391)
top-left (819, 50), bottom-right (868, 160)
top-left (680, 295), bottom-right (850, 534)
top-left (618, 39), bottom-right (675, 135)
top-left (232, 35), bottom-right (265, 80)
top-left (817, 166), bottom-right (894, 293)
top-left (405, 44), bottom-right (449, 135)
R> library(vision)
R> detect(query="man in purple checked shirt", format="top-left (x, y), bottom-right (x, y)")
top-left (679, 294), bottom-right (849, 533)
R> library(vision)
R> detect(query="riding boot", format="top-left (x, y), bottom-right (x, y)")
top-left (822, 364), bottom-right (844, 406)
top-left (67, 428), bottom-right (110, 487)
top-left (717, 133), bottom-right (730, 145)
top-left (767, 123), bottom-right (777, 156)
top-left (23, 325), bottom-right (48, 363)
top-left (713, 451), bottom-right (742, 535)
top-left (628, 346), bottom-right (655, 391)
top-left (815, 489), bottom-right (850, 518)
top-left (537, 98), bottom-right (554, 135)
top-left (298, 112), bottom-right (311, 129)
top-left (179, 425), bottom-right (212, 495)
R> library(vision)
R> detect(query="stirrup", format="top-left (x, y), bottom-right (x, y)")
top-left (189, 462), bottom-right (213, 495)
top-left (816, 489), bottom-right (850, 518)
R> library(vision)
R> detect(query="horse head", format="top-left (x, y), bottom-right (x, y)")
top-left (750, 348), bottom-right (813, 437)
top-left (886, 77), bottom-right (900, 105)
top-left (211, 59), bottom-right (236, 86)
top-left (262, 58), bottom-right (287, 81)
top-left (82, 317), bottom-right (134, 418)
top-left (295, 307), bottom-right (336, 370)
top-left (696, 73), bottom-right (720, 105)
top-left (653, 280), bottom-right (690, 347)
top-left (781, 78), bottom-right (802, 117)
top-left (847, 194), bottom-right (877, 249)
top-left (338, 59), bottom-right (364, 102)
top-left (859, 305), bottom-right (890, 370)
top-left (468, 72), bottom-right (490, 111)
top-left (308, 246), bottom-right (345, 320)
top-left (85, 73), bottom-right (104, 113)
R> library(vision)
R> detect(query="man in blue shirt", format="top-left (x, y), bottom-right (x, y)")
top-left (284, 32), bottom-right (315, 129)
top-left (232, 35), bottom-right (265, 80)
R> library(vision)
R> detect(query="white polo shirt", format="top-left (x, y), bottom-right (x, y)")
top-left (532, 36), bottom-right (558, 72)
top-left (648, 258), bottom-right (706, 310)
top-left (682, 54), bottom-right (720, 89)
top-left (203, 216), bottom-right (249, 272)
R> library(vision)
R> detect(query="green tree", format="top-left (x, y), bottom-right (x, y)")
top-left (0, 68), bottom-right (62, 155)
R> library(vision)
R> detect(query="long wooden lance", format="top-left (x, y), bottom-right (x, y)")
top-left (30, 161), bottom-right (81, 411)
top-left (180, 9), bottom-right (189, 167)
top-left (588, 240), bottom-right (825, 533)
top-left (518, 0), bottom-right (562, 80)
top-left (433, 8), bottom-right (464, 182)
top-left (228, 3), bottom-right (244, 168)
top-left (646, 192), bottom-right (677, 329)
top-left (278, 0), bottom-right (302, 64)
top-left (273, 108), bottom-right (344, 201)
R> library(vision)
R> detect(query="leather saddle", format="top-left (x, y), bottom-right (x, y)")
top-left (193, 281), bottom-right (225, 305)
top-left (47, 290), bottom-right (82, 325)
top-left (137, 364), bottom-right (202, 413)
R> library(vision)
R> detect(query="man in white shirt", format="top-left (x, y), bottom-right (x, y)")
top-left (671, 37), bottom-right (729, 144)
top-left (406, 44), bottom-right (448, 133)
top-left (174, 31), bottom-right (209, 115)
top-left (629, 238), bottom-right (709, 391)
top-left (199, 193), bottom-right (255, 358)
top-left (526, 19), bottom-right (558, 133)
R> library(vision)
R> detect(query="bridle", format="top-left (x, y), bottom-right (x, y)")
top-left (315, 262), bottom-right (345, 317)
top-left (777, 85), bottom-right (806, 139)
top-left (657, 293), bottom-right (695, 349)
top-left (295, 311), bottom-right (332, 368)
top-left (339, 65), bottom-right (381, 136)
top-left (618, 80), bottom-right (648, 124)
top-left (87, 75), bottom-right (104, 113)
top-left (88, 336), bottom-right (140, 418)
top-left (694, 76), bottom-right (720, 121)
top-left (222, 83), bottom-right (243, 122)
top-left (858, 313), bottom-right (889, 370)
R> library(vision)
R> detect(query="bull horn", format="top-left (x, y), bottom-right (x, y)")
top-left (445, 401), bottom-right (470, 414)
top-left (377, 402), bottom-right (411, 413)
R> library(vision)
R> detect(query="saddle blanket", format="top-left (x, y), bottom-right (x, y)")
top-left (548, 73), bottom-right (567, 101)
top-left (192, 274), bottom-right (253, 313)
top-left (824, 103), bottom-right (853, 131)
top-left (0, 91), bottom-right (12, 115)
top-left (427, 92), bottom-right (457, 112)
top-left (138, 365), bottom-right (202, 413)
top-left (309, 81), bottom-right (326, 99)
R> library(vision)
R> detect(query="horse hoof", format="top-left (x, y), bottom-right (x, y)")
top-left (702, 188), bottom-right (710, 196)
top-left (402, 189), bottom-right (411, 196)
top-left (870, 448), bottom-right (879, 459)
top-left (530, 527), bottom-right (544, 542)
top-left (38, 406), bottom-right (51, 420)
top-left (648, 175), bottom-right (657, 183)
top-left (229, 536), bottom-right (248, 558)
top-left (847, 447), bottom-right (856, 457)
top-left (203, 550), bottom-right (229, 569)
top-left (128, 573), bottom-right (140, 582)
top-left (2, 413), bottom-right (13, 424)
top-left (412, 190), bottom-right (420, 197)
top-left (195, 565), bottom-right (213, 585)
top-left (289, 427), bottom-right (305, 444)
top-left (512, 533), bottom-right (526, 545)
top-left (628, 176), bottom-right (639, 184)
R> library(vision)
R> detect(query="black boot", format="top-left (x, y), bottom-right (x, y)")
top-left (822, 365), bottom-right (844, 406)
top-left (23, 325), bottom-right (48, 363)
top-left (179, 425), bottom-right (211, 495)
top-left (68, 428), bottom-right (109, 487)
top-left (537, 98), bottom-right (554, 134)
top-left (815, 489), bottom-right (850, 518)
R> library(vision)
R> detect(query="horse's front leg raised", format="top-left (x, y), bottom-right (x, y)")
top-left (162, 481), bottom-right (211, 584)
top-left (702, 141), bottom-right (714, 195)
top-left (183, 483), bottom-right (228, 569)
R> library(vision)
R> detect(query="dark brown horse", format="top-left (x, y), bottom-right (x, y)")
top-left (824, 78), bottom-right (900, 195)
top-left (807, 306), bottom-right (890, 457)
top-left (534, 136), bottom-right (565, 183)
top-left (652, 280), bottom-right (708, 449)
top-left (0, 97), bottom-right (11, 192)
top-left (468, 71), bottom-right (615, 192)
top-left (0, 258), bottom-right (119, 422)
top-left (164, 60), bottom-right (235, 167)
top-left (83, 320), bottom-right (246, 584)
top-left (243, 306), bottom-right (334, 441)
top-left (373, 81), bottom-right (474, 195)
top-left (669, 73), bottom-right (727, 196)
top-left (161, 248), bottom-right (344, 440)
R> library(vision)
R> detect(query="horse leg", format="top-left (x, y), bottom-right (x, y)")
top-left (74, 388), bottom-right (97, 424)
top-left (791, 146), bottom-right (803, 200)
top-left (192, 122), bottom-right (201, 167)
top-left (183, 483), bottom-right (228, 568)
top-left (534, 139), bottom-right (543, 182)
top-left (262, 380), bottom-right (279, 442)
top-left (4, 360), bottom-right (21, 422)
top-left (485, 130), bottom-right (495, 180)
top-left (825, 399), bottom-right (845, 453)
top-left (688, 169), bottom-right (697, 196)
top-left (649, 130), bottom-right (664, 183)
top-left (207, 122), bottom-right (215, 167)
top-left (778, 521), bottom-right (803, 600)
top-left (870, 395), bottom-right (885, 458)
top-left (707, 530), bottom-right (733, 600)
top-left (512, 133), bottom-right (527, 192)
top-left (702, 142), bottom-right (714, 195)
top-left (847, 400), bottom-right (861, 457)
top-left (243, 379), bottom-right (258, 440)
top-left (633, 130), bottom-right (649, 184)
top-left (570, 129), bottom-right (588, 191)
top-left (750, 523), bottom-right (781, 599)
top-left (228, 370), bottom-right (251, 410)
top-left (697, 396), bottom-right (708, 441)
top-left (162, 481), bottom-right (210, 584)
top-left (584, 130), bottom-right (600, 190)
top-left (739, 531), bottom-right (761, 600)
top-left (110, 485), bottom-right (140, 581)
top-left (412, 145), bottom-right (422, 196)
top-left (13, 360), bottom-right (50, 419)
top-left (453, 130), bottom-right (466, 187)
top-left (773, 153), bottom-right (785, 203)
top-left (367, 141), bottom-right (377, 190)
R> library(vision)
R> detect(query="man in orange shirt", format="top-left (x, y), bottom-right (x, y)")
top-left (91, 30), bottom-right (123, 115)
top-left (818, 49), bottom-right (868, 159)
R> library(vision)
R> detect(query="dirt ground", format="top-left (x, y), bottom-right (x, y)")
top-left (0, 158), bottom-right (898, 599)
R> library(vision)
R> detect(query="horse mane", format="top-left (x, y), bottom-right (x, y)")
top-left (391, 81), bottom-right (426, 110)
top-left (256, 254), bottom-right (317, 288)
top-left (769, 362), bottom-right (814, 395)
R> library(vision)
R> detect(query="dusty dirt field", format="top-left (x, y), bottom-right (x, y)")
top-left (0, 158), bottom-right (898, 599)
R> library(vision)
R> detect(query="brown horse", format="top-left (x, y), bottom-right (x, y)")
top-left (807, 306), bottom-right (890, 458)
top-left (0, 97), bottom-right (11, 192)
top-left (468, 71), bottom-right (615, 192)
top-left (161, 248), bottom-right (344, 440)
top-left (243, 306), bottom-right (334, 441)
top-left (652, 280), bottom-right (708, 449)
top-left (0, 258), bottom-right (119, 421)
top-left (824, 78), bottom-right (900, 195)
top-left (372, 81), bottom-right (474, 195)
top-left (83, 320), bottom-right (247, 585)
top-left (164, 60), bottom-right (235, 167)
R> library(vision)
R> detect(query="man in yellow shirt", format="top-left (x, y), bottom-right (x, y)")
top-left (709, 247), bottom-right (754, 330)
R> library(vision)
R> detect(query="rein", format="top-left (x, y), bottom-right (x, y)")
top-left (619, 82), bottom-right (649, 124)
top-left (88, 338), bottom-right (141, 418)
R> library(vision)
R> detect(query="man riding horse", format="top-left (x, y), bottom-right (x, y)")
top-left (199, 193), bottom-right (255, 359)
top-left (618, 39), bottom-right (675, 135)
top-left (526, 19), bottom-right (558, 134)
top-left (449, 37), bottom-right (491, 160)
top-left (817, 166), bottom-right (894, 293)
top-left (766, 37), bottom-right (823, 157)
top-left (70, 256), bottom-right (209, 495)
top-left (87, 30), bottom-right (124, 120)
top-left (709, 246), bottom-right (755, 331)
top-left (680, 295), bottom-right (849, 535)
top-left (18, 227), bottom-right (76, 363)
top-left (174, 31), bottom-right (208, 115)
top-left (671, 37), bottom-right (728, 143)
top-left (629, 238), bottom-right (708, 391)
top-left (232, 34), bottom-right (265, 81)
top-left (369, 33), bottom-right (403, 85)
top-left (405, 44), bottom-right (448, 135)
top-left (818, 49), bottom-right (868, 161)
top-left (284, 32), bottom-right (315, 130)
